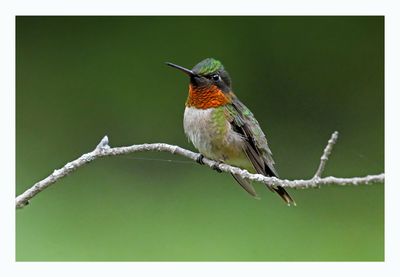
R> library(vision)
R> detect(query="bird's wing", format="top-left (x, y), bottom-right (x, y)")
top-left (225, 96), bottom-right (295, 205)
top-left (231, 173), bottom-right (258, 198)
top-left (225, 96), bottom-right (278, 177)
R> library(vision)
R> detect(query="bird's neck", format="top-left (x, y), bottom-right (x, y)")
top-left (186, 84), bottom-right (231, 109)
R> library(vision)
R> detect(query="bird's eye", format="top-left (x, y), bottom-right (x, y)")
top-left (211, 74), bottom-right (220, 81)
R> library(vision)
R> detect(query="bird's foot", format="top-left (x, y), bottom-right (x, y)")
top-left (196, 154), bottom-right (205, 165)
top-left (212, 162), bottom-right (222, 173)
top-left (196, 154), bottom-right (222, 173)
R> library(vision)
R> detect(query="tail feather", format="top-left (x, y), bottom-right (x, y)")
top-left (273, 186), bottom-right (296, 206)
top-left (231, 173), bottom-right (295, 205)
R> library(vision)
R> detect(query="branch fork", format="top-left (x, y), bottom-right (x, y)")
top-left (15, 131), bottom-right (384, 209)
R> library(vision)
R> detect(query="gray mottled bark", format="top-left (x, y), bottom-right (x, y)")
top-left (16, 132), bottom-right (384, 209)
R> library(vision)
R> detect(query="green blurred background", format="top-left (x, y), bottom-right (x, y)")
top-left (16, 16), bottom-right (384, 261)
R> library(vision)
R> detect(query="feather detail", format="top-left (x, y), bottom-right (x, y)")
top-left (231, 173), bottom-right (258, 198)
top-left (225, 95), bottom-right (295, 205)
top-left (186, 85), bottom-right (231, 109)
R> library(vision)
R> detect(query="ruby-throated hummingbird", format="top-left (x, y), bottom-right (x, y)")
top-left (166, 58), bottom-right (295, 205)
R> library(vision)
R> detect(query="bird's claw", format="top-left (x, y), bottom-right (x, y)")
top-left (196, 154), bottom-right (205, 165)
top-left (212, 163), bottom-right (222, 173)
top-left (196, 154), bottom-right (222, 173)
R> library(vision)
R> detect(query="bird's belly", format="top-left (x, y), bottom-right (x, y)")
top-left (183, 107), bottom-right (248, 166)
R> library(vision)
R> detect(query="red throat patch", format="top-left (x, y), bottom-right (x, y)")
top-left (186, 85), bottom-right (231, 109)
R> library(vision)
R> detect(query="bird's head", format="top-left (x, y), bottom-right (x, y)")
top-left (166, 58), bottom-right (233, 109)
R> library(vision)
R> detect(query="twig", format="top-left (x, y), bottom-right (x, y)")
top-left (314, 131), bottom-right (339, 179)
top-left (15, 132), bottom-right (384, 209)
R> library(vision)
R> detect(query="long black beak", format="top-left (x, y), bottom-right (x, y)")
top-left (165, 62), bottom-right (197, 77)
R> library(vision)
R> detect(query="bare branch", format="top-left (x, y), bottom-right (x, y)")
top-left (15, 132), bottom-right (384, 209)
top-left (314, 131), bottom-right (339, 178)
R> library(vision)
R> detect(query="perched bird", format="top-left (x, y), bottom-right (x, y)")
top-left (166, 58), bottom-right (295, 205)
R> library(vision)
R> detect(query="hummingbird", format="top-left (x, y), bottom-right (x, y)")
top-left (166, 58), bottom-right (295, 205)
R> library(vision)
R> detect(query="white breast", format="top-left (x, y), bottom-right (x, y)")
top-left (183, 107), bottom-right (214, 157)
top-left (183, 107), bottom-right (244, 161)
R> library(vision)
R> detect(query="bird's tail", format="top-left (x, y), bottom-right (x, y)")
top-left (273, 186), bottom-right (296, 206)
